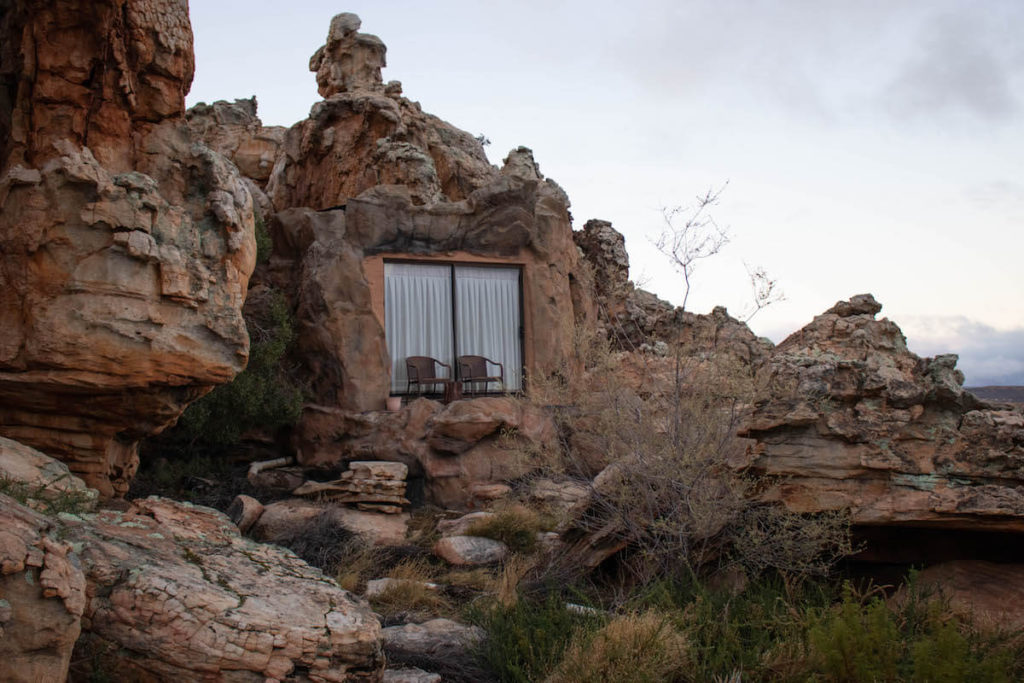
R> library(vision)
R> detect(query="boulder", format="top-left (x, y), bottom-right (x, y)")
top-left (383, 668), bottom-right (442, 683)
top-left (0, 0), bottom-right (256, 498)
top-left (381, 618), bottom-right (485, 662)
top-left (64, 496), bottom-right (383, 681)
top-left (740, 295), bottom-right (1024, 533)
top-left (0, 496), bottom-right (87, 683)
top-left (253, 498), bottom-right (409, 546)
top-left (433, 535), bottom-right (508, 565)
top-left (892, 561), bottom-right (1024, 632)
top-left (437, 511), bottom-right (494, 537)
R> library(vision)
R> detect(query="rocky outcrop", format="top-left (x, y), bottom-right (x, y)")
top-left (266, 15), bottom-right (495, 210)
top-left (0, 495), bottom-right (87, 683)
top-left (0, 439), bottom-right (384, 681)
top-left (66, 496), bottom-right (384, 681)
top-left (295, 397), bottom-right (557, 509)
top-left (574, 219), bottom-right (771, 365)
top-left (0, 0), bottom-right (256, 497)
top-left (740, 294), bottom-right (1024, 532)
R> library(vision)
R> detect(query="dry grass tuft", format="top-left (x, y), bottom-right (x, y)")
top-left (546, 611), bottom-right (689, 683)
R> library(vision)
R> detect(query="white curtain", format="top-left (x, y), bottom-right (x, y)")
top-left (455, 266), bottom-right (522, 391)
top-left (385, 263), bottom-right (453, 393)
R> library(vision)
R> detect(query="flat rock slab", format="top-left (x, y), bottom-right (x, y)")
top-left (433, 535), bottom-right (508, 565)
top-left (382, 618), bottom-right (485, 661)
top-left (63, 497), bottom-right (383, 681)
top-left (383, 667), bottom-right (442, 683)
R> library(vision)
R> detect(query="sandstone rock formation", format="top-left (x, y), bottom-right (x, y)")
top-left (0, 495), bottom-right (87, 683)
top-left (0, 0), bottom-right (256, 497)
top-left (294, 460), bottom-right (410, 513)
top-left (574, 219), bottom-right (771, 365)
top-left (740, 294), bottom-right (1024, 532)
top-left (0, 438), bottom-right (384, 682)
top-left (295, 397), bottom-right (557, 509)
top-left (66, 496), bottom-right (384, 681)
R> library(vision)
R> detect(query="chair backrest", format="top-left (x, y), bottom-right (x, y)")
top-left (407, 356), bottom-right (446, 381)
top-left (459, 355), bottom-right (495, 379)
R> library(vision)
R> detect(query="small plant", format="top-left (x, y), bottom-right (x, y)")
top-left (276, 509), bottom-right (357, 576)
top-left (547, 611), bottom-right (689, 683)
top-left (371, 557), bottom-right (449, 619)
top-left (467, 506), bottom-right (549, 555)
top-left (254, 212), bottom-right (272, 264)
top-left (0, 474), bottom-right (96, 517)
top-left (470, 595), bottom-right (600, 683)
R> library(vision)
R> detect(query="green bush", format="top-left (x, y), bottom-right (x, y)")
top-left (467, 507), bottom-right (549, 555)
top-left (164, 287), bottom-right (303, 450)
top-left (470, 595), bottom-right (600, 683)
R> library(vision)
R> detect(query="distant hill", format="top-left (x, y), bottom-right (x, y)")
top-left (967, 386), bottom-right (1024, 403)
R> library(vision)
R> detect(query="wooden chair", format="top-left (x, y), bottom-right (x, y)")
top-left (406, 356), bottom-right (453, 396)
top-left (458, 355), bottom-right (504, 395)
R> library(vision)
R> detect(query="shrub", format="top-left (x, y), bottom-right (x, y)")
top-left (146, 286), bottom-right (303, 460)
top-left (467, 506), bottom-right (548, 555)
top-left (471, 596), bottom-right (600, 683)
top-left (547, 611), bottom-right (689, 683)
top-left (276, 509), bottom-right (357, 575)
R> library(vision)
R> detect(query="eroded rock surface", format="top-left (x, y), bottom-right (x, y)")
top-left (741, 294), bottom-right (1024, 531)
top-left (66, 497), bottom-right (383, 681)
top-left (0, 0), bottom-right (256, 497)
top-left (0, 495), bottom-right (87, 683)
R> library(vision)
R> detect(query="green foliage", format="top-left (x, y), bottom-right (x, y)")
top-left (166, 287), bottom-right (303, 451)
top-left (808, 584), bottom-right (902, 681)
top-left (0, 475), bottom-right (96, 517)
top-left (470, 595), bottom-right (600, 683)
top-left (254, 212), bottom-right (272, 264)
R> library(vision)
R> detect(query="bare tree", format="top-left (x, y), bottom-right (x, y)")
top-left (654, 184), bottom-right (730, 312)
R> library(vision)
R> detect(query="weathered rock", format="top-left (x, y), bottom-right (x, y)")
top-left (295, 460), bottom-right (411, 511)
top-left (253, 498), bottom-right (409, 546)
top-left (0, 495), bottom-right (87, 683)
top-left (436, 511), bottom-right (494, 537)
top-left (892, 560), bottom-right (1024, 631)
top-left (0, 0), bottom-right (256, 497)
top-left (383, 668), bottom-right (442, 683)
top-left (186, 97), bottom-right (286, 184)
top-left (365, 578), bottom-right (441, 599)
top-left (740, 295), bottom-right (1024, 533)
top-left (381, 618), bottom-right (485, 662)
top-left (433, 535), bottom-right (508, 565)
top-left (0, 436), bottom-right (99, 512)
top-left (226, 493), bottom-right (264, 534)
top-left (64, 496), bottom-right (383, 680)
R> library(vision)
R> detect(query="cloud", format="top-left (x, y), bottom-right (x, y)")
top-left (880, 11), bottom-right (1021, 124)
top-left (899, 316), bottom-right (1024, 386)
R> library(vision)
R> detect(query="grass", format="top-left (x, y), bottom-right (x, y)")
top-left (467, 570), bottom-right (1024, 682)
top-left (465, 505), bottom-right (551, 554)
top-left (0, 474), bottom-right (97, 516)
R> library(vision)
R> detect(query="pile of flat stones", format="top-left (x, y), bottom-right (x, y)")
top-left (293, 460), bottom-right (409, 513)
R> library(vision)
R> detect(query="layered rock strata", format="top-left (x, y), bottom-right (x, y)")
top-left (294, 460), bottom-right (410, 513)
top-left (740, 294), bottom-right (1024, 531)
top-left (0, 439), bottom-right (384, 681)
top-left (0, 0), bottom-right (256, 497)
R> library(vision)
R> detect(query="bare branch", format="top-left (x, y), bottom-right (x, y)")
top-left (741, 261), bottom-right (785, 322)
top-left (654, 182), bottom-right (731, 312)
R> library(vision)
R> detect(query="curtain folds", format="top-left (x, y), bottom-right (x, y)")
top-left (385, 263), bottom-right (453, 393)
top-left (455, 266), bottom-right (522, 391)
top-left (384, 262), bottom-right (523, 394)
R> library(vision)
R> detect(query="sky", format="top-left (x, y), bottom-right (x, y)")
top-left (186, 1), bottom-right (1024, 386)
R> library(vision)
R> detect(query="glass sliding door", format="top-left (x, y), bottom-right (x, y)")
top-left (384, 263), bottom-right (454, 393)
top-left (455, 265), bottom-right (522, 391)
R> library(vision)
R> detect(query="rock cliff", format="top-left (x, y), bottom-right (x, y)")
top-left (0, 0), bottom-right (256, 497)
top-left (740, 294), bottom-right (1024, 532)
